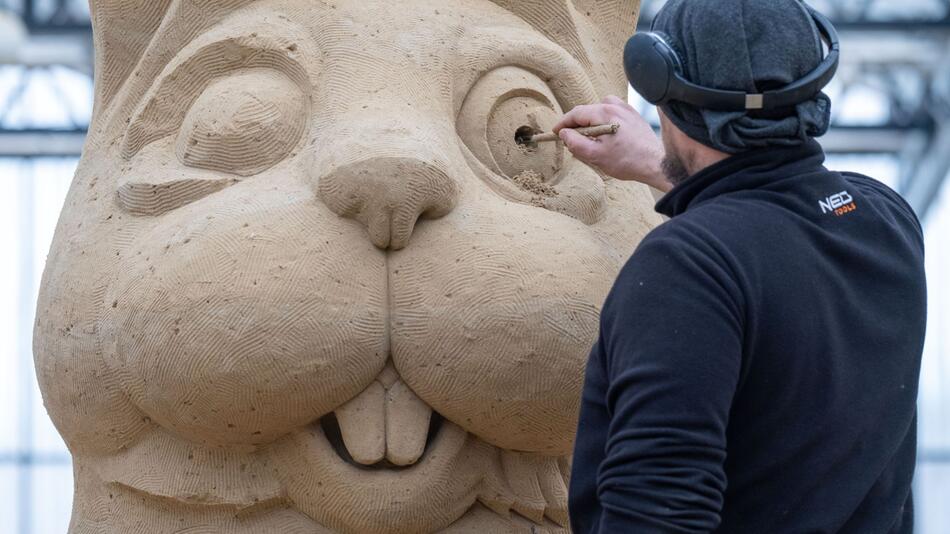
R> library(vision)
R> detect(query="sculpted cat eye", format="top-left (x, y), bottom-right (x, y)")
top-left (175, 71), bottom-right (308, 176)
top-left (121, 28), bottom-right (312, 160)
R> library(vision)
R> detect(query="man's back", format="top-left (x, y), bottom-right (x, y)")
top-left (710, 145), bottom-right (925, 532)
top-left (569, 140), bottom-right (926, 533)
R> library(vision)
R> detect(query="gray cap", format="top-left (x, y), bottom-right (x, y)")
top-left (652, 0), bottom-right (832, 154)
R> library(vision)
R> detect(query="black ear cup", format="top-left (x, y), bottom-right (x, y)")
top-left (624, 33), bottom-right (674, 105)
top-left (625, 6), bottom-right (839, 111)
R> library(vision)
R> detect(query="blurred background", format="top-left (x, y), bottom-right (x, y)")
top-left (0, 0), bottom-right (947, 532)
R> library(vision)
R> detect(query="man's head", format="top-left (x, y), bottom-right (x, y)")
top-left (649, 0), bottom-right (833, 157)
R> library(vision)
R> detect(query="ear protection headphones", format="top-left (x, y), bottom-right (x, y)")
top-left (624, 5), bottom-right (839, 111)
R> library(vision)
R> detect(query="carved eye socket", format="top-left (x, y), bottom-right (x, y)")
top-left (486, 95), bottom-right (564, 182)
top-left (456, 65), bottom-right (607, 224)
top-left (117, 69), bottom-right (309, 217)
top-left (176, 70), bottom-right (308, 177)
top-left (457, 67), bottom-right (565, 189)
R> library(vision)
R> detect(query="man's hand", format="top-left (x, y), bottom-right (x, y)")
top-left (554, 96), bottom-right (672, 192)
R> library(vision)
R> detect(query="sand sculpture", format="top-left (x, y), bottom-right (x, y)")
top-left (34, 1), bottom-right (661, 532)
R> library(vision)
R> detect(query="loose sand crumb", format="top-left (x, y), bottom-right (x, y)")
top-left (512, 170), bottom-right (558, 201)
top-left (515, 142), bottom-right (536, 156)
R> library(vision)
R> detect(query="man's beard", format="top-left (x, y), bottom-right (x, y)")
top-left (661, 149), bottom-right (691, 187)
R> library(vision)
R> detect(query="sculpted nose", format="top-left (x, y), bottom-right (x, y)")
top-left (316, 157), bottom-right (458, 250)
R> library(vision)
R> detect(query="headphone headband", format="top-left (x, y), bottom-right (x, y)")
top-left (624, 5), bottom-right (840, 111)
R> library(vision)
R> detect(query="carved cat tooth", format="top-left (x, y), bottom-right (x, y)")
top-left (501, 450), bottom-right (547, 524)
top-left (334, 381), bottom-right (386, 465)
top-left (557, 456), bottom-right (572, 486)
top-left (477, 458), bottom-right (516, 518)
top-left (478, 491), bottom-right (515, 519)
top-left (385, 380), bottom-right (432, 466)
top-left (538, 457), bottom-right (570, 528)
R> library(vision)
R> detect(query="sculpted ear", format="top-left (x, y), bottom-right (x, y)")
top-left (572, 0), bottom-right (642, 92)
top-left (491, 0), bottom-right (641, 96)
top-left (88, 0), bottom-right (173, 113)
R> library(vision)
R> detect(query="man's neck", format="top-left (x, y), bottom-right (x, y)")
top-left (686, 148), bottom-right (730, 176)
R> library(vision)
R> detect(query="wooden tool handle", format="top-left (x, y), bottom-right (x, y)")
top-left (529, 123), bottom-right (620, 143)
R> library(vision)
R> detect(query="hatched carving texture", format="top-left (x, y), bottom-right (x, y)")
top-left (34, 1), bottom-right (660, 532)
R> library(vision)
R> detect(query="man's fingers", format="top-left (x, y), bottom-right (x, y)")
top-left (602, 95), bottom-right (633, 110)
top-left (553, 104), bottom-right (612, 133)
top-left (559, 128), bottom-right (601, 162)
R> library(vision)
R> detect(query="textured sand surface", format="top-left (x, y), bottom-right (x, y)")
top-left (34, 1), bottom-right (660, 532)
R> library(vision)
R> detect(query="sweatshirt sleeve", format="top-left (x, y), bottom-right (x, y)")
top-left (596, 223), bottom-right (745, 533)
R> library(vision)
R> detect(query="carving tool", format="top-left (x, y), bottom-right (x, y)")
top-left (522, 123), bottom-right (620, 144)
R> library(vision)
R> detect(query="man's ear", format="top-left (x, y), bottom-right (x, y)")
top-left (490, 0), bottom-right (642, 96)
top-left (88, 0), bottom-right (173, 113)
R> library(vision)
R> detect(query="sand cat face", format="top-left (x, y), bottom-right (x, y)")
top-left (35, 1), bottom-right (657, 532)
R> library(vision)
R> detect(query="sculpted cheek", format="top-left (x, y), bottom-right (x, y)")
top-left (596, 179), bottom-right (666, 248)
top-left (101, 190), bottom-right (388, 447)
top-left (389, 201), bottom-right (622, 455)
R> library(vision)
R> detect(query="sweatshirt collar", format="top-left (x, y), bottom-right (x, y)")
top-left (655, 139), bottom-right (826, 218)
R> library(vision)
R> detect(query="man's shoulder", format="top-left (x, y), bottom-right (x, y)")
top-left (839, 172), bottom-right (923, 237)
top-left (644, 198), bottom-right (752, 251)
top-left (636, 190), bottom-right (802, 285)
top-left (628, 206), bottom-right (746, 283)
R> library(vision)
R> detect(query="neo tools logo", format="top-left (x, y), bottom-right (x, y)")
top-left (819, 190), bottom-right (857, 216)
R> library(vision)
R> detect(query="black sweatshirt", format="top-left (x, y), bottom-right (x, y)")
top-left (569, 140), bottom-right (927, 534)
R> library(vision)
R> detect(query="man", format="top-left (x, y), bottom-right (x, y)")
top-left (558, 1), bottom-right (927, 532)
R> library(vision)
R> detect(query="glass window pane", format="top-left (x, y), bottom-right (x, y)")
top-left (836, 85), bottom-right (891, 126)
top-left (917, 462), bottom-right (950, 534)
top-left (0, 465), bottom-right (18, 531)
top-left (30, 465), bottom-right (73, 534)
top-left (48, 68), bottom-right (94, 127)
top-left (0, 160), bottom-right (22, 453)
top-left (921, 178), bottom-right (950, 450)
